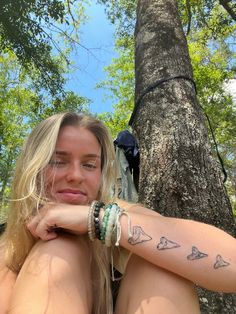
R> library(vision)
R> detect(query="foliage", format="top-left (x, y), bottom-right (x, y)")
top-left (178, 0), bottom-right (236, 35)
top-left (185, 3), bottom-right (236, 209)
top-left (0, 0), bottom-right (86, 96)
top-left (97, 36), bottom-right (134, 137)
top-left (97, 0), bottom-right (136, 36)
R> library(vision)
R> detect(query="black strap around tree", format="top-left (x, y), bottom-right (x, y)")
top-left (128, 74), bottom-right (227, 183)
top-left (129, 75), bottom-right (197, 126)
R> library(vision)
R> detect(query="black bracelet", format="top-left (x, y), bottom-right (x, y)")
top-left (93, 201), bottom-right (104, 240)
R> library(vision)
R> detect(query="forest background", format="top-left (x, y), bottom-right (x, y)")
top-left (0, 0), bottom-right (236, 312)
top-left (0, 0), bottom-right (235, 220)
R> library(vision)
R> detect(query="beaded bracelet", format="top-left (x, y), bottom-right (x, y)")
top-left (103, 203), bottom-right (133, 247)
top-left (88, 201), bottom-right (96, 241)
top-left (88, 201), bottom-right (104, 241)
top-left (88, 201), bottom-right (133, 248)
top-left (105, 203), bottom-right (118, 247)
top-left (94, 201), bottom-right (104, 240)
top-left (100, 205), bottom-right (111, 244)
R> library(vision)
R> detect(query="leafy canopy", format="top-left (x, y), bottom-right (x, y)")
top-left (0, 0), bottom-right (86, 95)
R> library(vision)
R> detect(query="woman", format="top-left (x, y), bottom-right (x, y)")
top-left (0, 112), bottom-right (235, 314)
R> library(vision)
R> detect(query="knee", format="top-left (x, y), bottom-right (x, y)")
top-left (9, 235), bottom-right (92, 313)
top-left (124, 254), bottom-right (196, 291)
top-left (23, 234), bottom-right (91, 283)
top-left (116, 255), bottom-right (200, 314)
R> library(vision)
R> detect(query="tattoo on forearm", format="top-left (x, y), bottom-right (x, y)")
top-left (128, 226), bottom-right (152, 245)
top-left (187, 246), bottom-right (208, 260)
top-left (214, 255), bottom-right (230, 269)
top-left (157, 237), bottom-right (180, 250)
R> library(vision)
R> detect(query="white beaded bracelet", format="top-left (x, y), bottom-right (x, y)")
top-left (105, 204), bottom-right (118, 247)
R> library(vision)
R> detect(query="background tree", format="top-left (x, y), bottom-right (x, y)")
top-left (132, 0), bottom-right (235, 230)
top-left (99, 0), bottom-right (236, 312)
top-left (98, 0), bottom-right (236, 212)
top-left (133, 1), bottom-right (236, 312)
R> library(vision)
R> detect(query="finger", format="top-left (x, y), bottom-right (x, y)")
top-left (35, 219), bottom-right (58, 241)
top-left (27, 215), bottom-right (41, 239)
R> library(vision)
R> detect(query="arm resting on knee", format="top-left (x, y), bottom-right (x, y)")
top-left (118, 202), bottom-right (236, 293)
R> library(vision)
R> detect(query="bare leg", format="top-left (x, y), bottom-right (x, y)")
top-left (0, 265), bottom-right (17, 314)
top-left (9, 234), bottom-right (92, 314)
top-left (115, 254), bottom-right (200, 314)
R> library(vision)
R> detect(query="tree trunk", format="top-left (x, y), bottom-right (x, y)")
top-left (131, 0), bottom-right (236, 312)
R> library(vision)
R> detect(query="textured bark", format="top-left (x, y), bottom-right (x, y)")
top-left (132, 0), bottom-right (236, 312)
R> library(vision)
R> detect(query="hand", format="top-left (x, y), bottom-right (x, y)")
top-left (27, 203), bottom-right (89, 241)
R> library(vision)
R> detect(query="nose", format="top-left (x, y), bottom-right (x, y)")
top-left (66, 162), bottom-right (84, 183)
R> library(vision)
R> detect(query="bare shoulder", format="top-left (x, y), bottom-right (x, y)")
top-left (0, 244), bottom-right (17, 314)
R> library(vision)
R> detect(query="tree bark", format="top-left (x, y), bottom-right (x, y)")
top-left (132, 0), bottom-right (236, 312)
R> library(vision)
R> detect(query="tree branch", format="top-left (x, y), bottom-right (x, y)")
top-left (185, 0), bottom-right (192, 35)
top-left (219, 0), bottom-right (236, 21)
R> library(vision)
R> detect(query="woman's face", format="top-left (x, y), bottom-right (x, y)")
top-left (44, 125), bottom-right (102, 205)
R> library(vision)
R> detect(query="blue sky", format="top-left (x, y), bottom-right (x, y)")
top-left (65, 2), bottom-right (116, 114)
top-left (64, 3), bottom-right (236, 114)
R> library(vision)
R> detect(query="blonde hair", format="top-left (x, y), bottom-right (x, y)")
top-left (2, 112), bottom-right (117, 314)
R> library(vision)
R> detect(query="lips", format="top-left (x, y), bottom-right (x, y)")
top-left (56, 188), bottom-right (87, 204)
top-left (58, 188), bottom-right (86, 195)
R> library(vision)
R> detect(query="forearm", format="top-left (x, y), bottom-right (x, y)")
top-left (26, 201), bottom-right (236, 292)
top-left (118, 208), bottom-right (236, 293)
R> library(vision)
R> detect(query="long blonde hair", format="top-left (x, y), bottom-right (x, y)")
top-left (2, 112), bottom-right (117, 314)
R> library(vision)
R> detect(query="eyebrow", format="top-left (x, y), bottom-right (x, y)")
top-left (54, 151), bottom-right (101, 159)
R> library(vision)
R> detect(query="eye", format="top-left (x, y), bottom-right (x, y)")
top-left (82, 159), bottom-right (99, 170)
top-left (83, 162), bottom-right (97, 169)
top-left (49, 159), bottom-right (67, 167)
